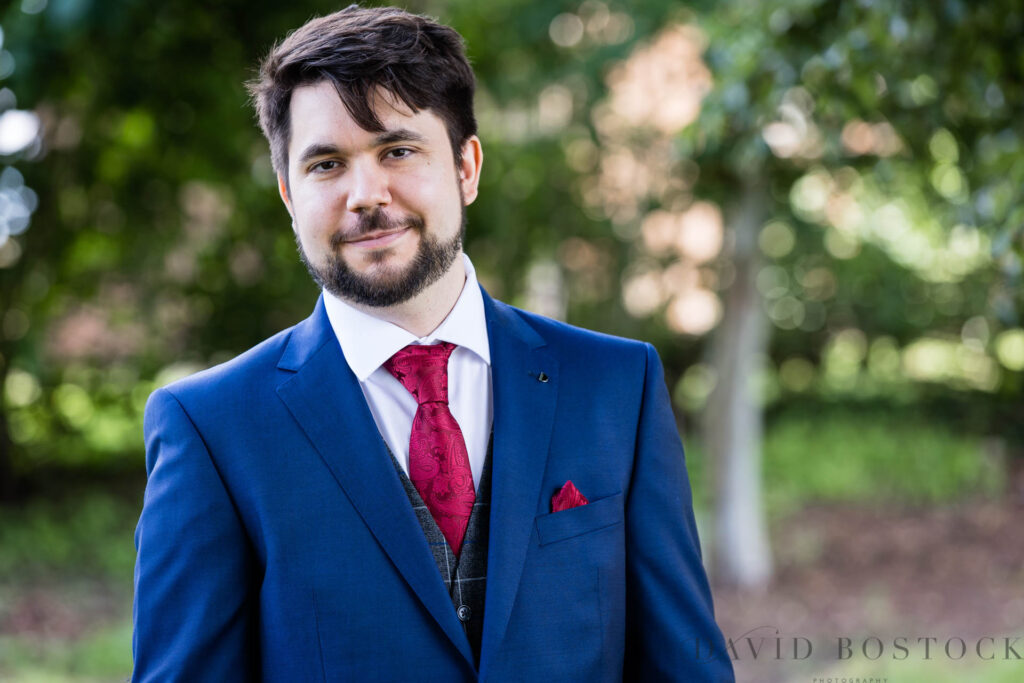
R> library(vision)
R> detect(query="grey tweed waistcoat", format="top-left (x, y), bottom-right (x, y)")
top-left (385, 437), bottom-right (492, 666)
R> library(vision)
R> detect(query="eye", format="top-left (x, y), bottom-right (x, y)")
top-left (310, 159), bottom-right (341, 173)
top-left (385, 147), bottom-right (414, 160)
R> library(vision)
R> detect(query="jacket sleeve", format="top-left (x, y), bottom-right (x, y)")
top-left (623, 344), bottom-right (734, 681)
top-left (132, 387), bottom-right (258, 682)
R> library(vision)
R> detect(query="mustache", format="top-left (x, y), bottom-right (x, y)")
top-left (331, 209), bottom-right (425, 249)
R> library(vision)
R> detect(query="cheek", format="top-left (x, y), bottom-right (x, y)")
top-left (292, 195), bottom-right (337, 236)
top-left (403, 172), bottom-right (462, 217)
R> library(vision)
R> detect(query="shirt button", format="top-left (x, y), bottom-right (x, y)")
top-left (457, 605), bottom-right (472, 622)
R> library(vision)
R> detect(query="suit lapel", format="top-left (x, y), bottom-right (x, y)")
top-left (275, 297), bottom-right (475, 668)
top-left (477, 290), bottom-right (559, 680)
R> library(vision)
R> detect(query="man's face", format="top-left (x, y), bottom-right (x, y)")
top-left (280, 81), bottom-right (481, 307)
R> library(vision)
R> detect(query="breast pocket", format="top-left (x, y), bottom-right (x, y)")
top-left (534, 491), bottom-right (624, 546)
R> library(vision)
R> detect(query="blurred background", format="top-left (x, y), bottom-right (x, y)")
top-left (0, 0), bottom-right (1022, 680)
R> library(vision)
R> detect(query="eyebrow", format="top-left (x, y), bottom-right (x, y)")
top-left (296, 129), bottom-right (428, 167)
top-left (296, 143), bottom-right (340, 167)
top-left (374, 128), bottom-right (427, 146)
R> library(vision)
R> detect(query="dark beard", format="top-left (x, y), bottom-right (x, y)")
top-left (296, 206), bottom-right (465, 308)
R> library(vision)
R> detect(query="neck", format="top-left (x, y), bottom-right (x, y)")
top-left (346, 255), bottom-right (467, 338)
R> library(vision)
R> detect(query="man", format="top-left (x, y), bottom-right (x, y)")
top-left (132, 6), bottom-right (733, 681)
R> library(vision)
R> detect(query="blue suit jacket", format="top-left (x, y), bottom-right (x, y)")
top-left (132, 289), bottom-right (734, 682)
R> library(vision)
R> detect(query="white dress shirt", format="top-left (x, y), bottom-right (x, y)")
top-left (322, 254), bottom-right (493, 491)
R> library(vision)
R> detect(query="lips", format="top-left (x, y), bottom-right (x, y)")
top-left (343, 226), bottom-right (411, 248)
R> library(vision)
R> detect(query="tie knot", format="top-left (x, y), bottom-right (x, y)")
top-left (384, 342), bottom-right (455, 405)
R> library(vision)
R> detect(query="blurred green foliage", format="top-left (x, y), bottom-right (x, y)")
top-left (0, 1), bottom-right (1015, 679)
top-left (0, 490), bottom-right (139, 580)
top-left (0, 491), bottom-right (137, 681)
top-left (0, 0), bottom-right (1020, 677)
top-left (0, 0), bottom-right (1019, 495)
top-left (684, 406), bottom-right (1000, 521)
top-left (762, 411), bottom-right (1001, 517)
top-left (0, 620), bottom-right (133, 682)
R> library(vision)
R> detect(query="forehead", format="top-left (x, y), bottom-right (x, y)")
top-left (287, 81), bottom-right (448, 155)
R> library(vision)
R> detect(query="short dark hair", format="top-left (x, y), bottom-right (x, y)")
top-left (248, 5), bottom-right (477, 180)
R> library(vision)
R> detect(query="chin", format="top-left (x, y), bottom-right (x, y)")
top-left (301, 219), bottom-right (462, 308)
top-left (353, 248), bottom-right (417, 276)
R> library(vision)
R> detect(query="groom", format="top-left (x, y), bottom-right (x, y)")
top-left (131, 5), bottom-right (734, 681)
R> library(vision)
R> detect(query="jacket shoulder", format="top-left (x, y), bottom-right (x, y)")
top-left (501, 301), bottom-right (650, 358)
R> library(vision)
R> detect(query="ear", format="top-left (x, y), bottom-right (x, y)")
top-left (277, 173), bottom-right (294, 219)
top-left (457, 136), bottom-right (483, 206)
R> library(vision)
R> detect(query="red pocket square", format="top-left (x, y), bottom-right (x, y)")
top-left (551, 480), bottom-right (589, 513)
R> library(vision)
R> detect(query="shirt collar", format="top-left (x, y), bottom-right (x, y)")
top-left (322, 253), bottom-right (491, 382)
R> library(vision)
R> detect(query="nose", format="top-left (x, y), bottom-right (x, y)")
top-left (346, 159), bottom-right (391, 213)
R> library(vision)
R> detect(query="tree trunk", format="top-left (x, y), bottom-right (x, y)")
top-left (707, 180), bottom-right (772, 588)
top-left (525, 258), bottom-right (567, 321)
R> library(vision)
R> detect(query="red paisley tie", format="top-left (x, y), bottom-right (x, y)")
top-left (384, 342), bottom-right (475, 557)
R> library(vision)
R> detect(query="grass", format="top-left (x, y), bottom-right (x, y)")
top-left (762, 409), bottom-right (1003, 518)
top-left (0, 619), bottom-right (133, 682)
top-left (801, 651), bottom-right (1024, 683)
top-left (0, 492), bottom-right (140, 582)
top-left (684, 405), bottom-right (1004, 519)
top-left (0, 490), bottom-right (139, 682)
